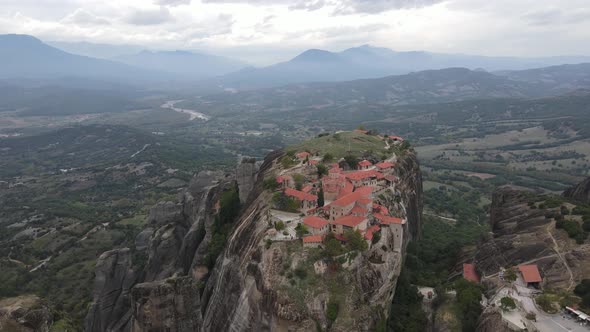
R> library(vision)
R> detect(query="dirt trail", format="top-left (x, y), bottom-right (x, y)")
top-left (546, 221), bottom-right (575, 290)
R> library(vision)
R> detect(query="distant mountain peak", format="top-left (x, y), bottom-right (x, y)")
top-left (0, 34), bottom-right (44, 47)
top-left (290, 49), bottom-right (341, 62)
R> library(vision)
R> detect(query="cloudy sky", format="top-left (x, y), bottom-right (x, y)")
top-left (1, 0), bottom-right (589, 64)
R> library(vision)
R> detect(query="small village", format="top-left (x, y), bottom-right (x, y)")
top-left (264, 131), bottom-right (407, 252)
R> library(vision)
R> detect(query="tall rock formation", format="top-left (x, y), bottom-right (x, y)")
top-left (473, 186), bottom-right (590, 290)
top-left (563, 176), bottom-right (590, 204)
top-left (85, 146), bottom-right (423, 332)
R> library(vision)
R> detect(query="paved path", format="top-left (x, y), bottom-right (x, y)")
top-left (490, 279), bottom-right (589, 332)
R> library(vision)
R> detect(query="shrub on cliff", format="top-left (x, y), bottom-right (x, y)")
top-left (500, 296), bottom-right (517, 311)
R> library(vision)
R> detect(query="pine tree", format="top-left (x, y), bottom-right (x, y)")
top-left (318, 185), bottom-right (324, 207)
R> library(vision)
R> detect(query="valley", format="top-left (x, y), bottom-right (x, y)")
top-left (1, 34), bottom-right (590, 332)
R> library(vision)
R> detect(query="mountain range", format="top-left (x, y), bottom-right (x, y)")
top-left (2, 34), bottom-right (590, 90)
top-left (217, 45), bottom-right (590, 89)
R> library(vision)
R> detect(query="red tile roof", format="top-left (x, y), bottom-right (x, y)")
top-left (333, 215), bottom-right (366, 227)
top-left (303, 235), bottom-right (323, 243)
top-left (302, 185), bottom-right (313, 193)
top-left (335, 181), bottom-right (354, 199)
top-left (330, 189), bottom-right (372, 207)
top-left (309, 159), bottom-right (319, 165)
top-left (389, 135), bottom-right (404, 141)
top-left (385, 175), bottom-right (397, 182)
top-left (364, 225), bottom-right (380, 240)
top-left (373, 203), bottom-right (388, 214)
top-left (276, 176), bottom-right (284, 184)
top-left (284, 188), bottom-right (317, 202)
top-left (463, 264), bottom-right (480, 283)
top-left (358, 160), bottom-right (373, 167)
top-left (303, 216), bottom-right (329, 229)
top-left (355, 186), bottom-right (375, 195)
top-left (351, 205), bottom-right (368, 215)
top-left (518, 265), bottom-right (542, 283)
top-left (376, 162), bottom-right (395, 169)
top-left (296, 151), bottom-right (311, 159)
top-left (345, 170), bottom-right (380, 181)
top-left (374, 213), bottom-right (404, 225)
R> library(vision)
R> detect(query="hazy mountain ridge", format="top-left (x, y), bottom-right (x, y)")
top-left (114, 50), bottom-right (247, 79)
top-left (0, 34), bottom-right (164, 83)
top-left (217, 44), bottom-right (590, 89)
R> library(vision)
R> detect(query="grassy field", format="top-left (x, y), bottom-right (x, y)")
top-left (287, 131), bottom-right (388, 159)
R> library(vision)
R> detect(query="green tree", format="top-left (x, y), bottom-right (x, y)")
top-left (344, 230), bottom-right (368, 252)
top-left (317, 164), bottom-right (328, 178)
top-left (293, 174), bottom-right (305, 191)
top-left (263, 177), bottom-right (279, 190)
top-left (324, 234), bottom-right (344, 257)
top-left (344, 155), bottom-right (357, 169)
top-left (500, 297), bottom-right (517, 311)
top-left (455, 279), bottom-right (483, 332)
top-left (275, 221), bottom-right (285, 231)
top-left (387, 269), bottom-right (428, 332)
top-left (317, 186), bottom-right (325, 207)
top-left (295, 223), bottom-right (309, 237)
top-left (327, 301), bottom-right (339, 321)
top-left (323, 153), bottom-right (334, 163)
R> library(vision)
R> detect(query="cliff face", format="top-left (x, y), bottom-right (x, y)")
top-left (563, 176), bottom-right (590, 204)
top-left (85, 148), bottom-right (423, 332)
top-left (473, 186), bottom-right (590, 290)
top-left (201, 150), bottom-right (422, 332)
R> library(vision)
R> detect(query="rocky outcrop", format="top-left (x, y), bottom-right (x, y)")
top-left (475, 307), bottom-right (512, 332)
top-left (236, 160), bottom-right (259, 204)
top-left (0, 295), bottom-right (53, 332)
top-left (85, 248), bottom-right (137, 332)
top-left (85, 171), bottom-right (227, 332)
top-left (473, 186), bottom-right (590, 290)
top-left (563, 176), bottom-right (590, 204)
top-left (130, 277), bottom-right (203, 332)
top-left (85, 147), bottom-right (423, 332)
top-left (201, 150), bottom-right (422, 332)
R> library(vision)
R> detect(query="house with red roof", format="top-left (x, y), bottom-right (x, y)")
top-left (323, 169), bottom-right (350, 201)
top-left (375, 161), bottom-right (395, 173)
top-left (284, 188), bottom-right (318, 213)
top-left (303, 216), bottom-right (329, 235)
top-left (518, 265), bottom-right (542, 287)
top-left (389, 135), bottom-right (404, 142)
top-left (463, 264), bottom-right (480, 283)
top-left (296, 151), bottom-right (311, 160)
top-left (303, 235), bottom-right (324, 248)
top-left (276, 175), bottom-right (293, 189)
top-left (345, 170), bottom-right (381, 188)
top-left (357, 160), bottom-right (373, 170)
top-left (331, 215), bottom-right (368, 235)
top-left (327, 188), bottom-right (373, 221)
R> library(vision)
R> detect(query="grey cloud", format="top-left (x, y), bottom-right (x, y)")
top-left (184, 14), bottom-right (235, 39)
top-left (523, 8), bottom-right (590, 26)
top-left (334, 0), bottom-right (444, 14)
top-left (61, 8), bottom-right (111, 25)
top-left (522, 9), bottom-right (563, 26)
top-left (201, 0), bottom-right (442, 13)
top-left (154, 0), bottom-right (192, 6)
top-left (125, 6), bottom-right (174, 25)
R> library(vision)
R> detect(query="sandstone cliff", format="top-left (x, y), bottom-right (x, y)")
top-left (563, 176), bottom-right (590, 204)
top-left (85, 147), bottom-right (423, 332)
top-left (473, 186), bottom-right (590, 291)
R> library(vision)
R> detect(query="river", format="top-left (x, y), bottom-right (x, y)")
top-left (161, 100), bottom-right (210, 121)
